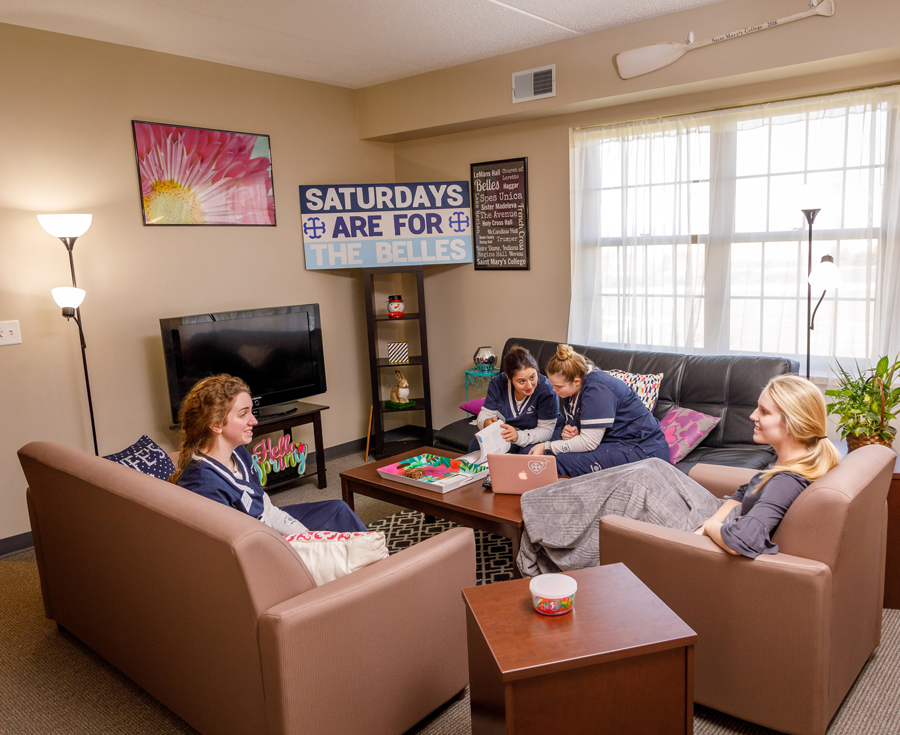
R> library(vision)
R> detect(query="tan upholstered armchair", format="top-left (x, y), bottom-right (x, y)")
top-left (597, 444), bottom-right (895, 735)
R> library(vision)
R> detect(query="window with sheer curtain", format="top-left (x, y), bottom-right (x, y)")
top-left (569, 86), bottom-right (900, 376)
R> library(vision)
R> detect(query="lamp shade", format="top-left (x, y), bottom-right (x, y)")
top-left (52, 287), bottom-right (86, 308)
top-left (38, 214), bottom-right (92, 238)
top-left (808, 256), bottom-right (842, 291)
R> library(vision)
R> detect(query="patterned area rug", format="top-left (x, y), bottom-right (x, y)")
top-left (369, 509), bottom-right (515, 586)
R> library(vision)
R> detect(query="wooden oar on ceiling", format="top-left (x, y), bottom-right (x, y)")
top-left (614, 0), bottom-right (835, 80)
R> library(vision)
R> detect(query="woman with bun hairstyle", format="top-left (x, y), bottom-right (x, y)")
top-left (519, 373), bottom-right (840, 574)
top-left (171, 374), bottom-right (366, 534)
top-left (527, 344), bottom-right (669, 477)
top-left (471, 345), bottom-right (561, 454)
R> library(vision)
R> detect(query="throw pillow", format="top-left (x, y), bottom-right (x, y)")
top-left (459, 397), bottom-right (486, 415)
top-left (659, 407), bottom-right (721, 464)
top-left (607, 370), bottom-right (664, 412)
top-left (103, 435), bottom-right (176, 481)
top-left (284, 530), bottom-right (389, 586)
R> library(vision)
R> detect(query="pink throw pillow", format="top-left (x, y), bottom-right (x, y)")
top-left (659, 407), bottom-right (721, 464)
top-left (459, 397), bottom-right (486, 415)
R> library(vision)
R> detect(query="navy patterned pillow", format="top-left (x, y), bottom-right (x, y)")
top-left (104, 435), bottom-right (175, 481)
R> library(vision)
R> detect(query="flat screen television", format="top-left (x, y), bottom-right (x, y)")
top-left (160, 304), bottom-right (326, 423)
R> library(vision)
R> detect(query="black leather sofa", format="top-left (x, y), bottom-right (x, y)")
top-left (434, 338), bottom-right (800, 472)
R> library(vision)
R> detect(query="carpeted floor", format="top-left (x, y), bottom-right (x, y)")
top-left (2, 451), bottom-right (899, 734)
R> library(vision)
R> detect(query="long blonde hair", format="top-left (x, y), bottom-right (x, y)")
top-left (546, 343), bottom-right (593, 383)
top-left (169, 374), bottom-right (251, 483)
top-left (755, 374), bottom-right (839, 492)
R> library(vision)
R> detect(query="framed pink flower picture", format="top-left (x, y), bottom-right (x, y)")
top-left (131, 121), bottom-right (276, 226)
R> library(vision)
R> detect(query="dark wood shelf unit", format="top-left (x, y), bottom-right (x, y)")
top-left (374, 312), bottom-right (420, 321)
top-left (363, 266), bottom-right (433, 460)
top-left (376, 356), bottom-right (423, 368)
top-left (379, 397), bottom-right (427, 413)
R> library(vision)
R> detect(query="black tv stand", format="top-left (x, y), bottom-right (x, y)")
top-left (251, 401), bottom-right (329, 490)
top-left (253, 405), bottom-right (298, 420)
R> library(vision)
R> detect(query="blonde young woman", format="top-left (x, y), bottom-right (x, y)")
top-left (528, 344), bottom-right (670, 477)
top-left (694, 372), bottom-right (840, 555)
top-left (518, 373), bottom-right (840, 574)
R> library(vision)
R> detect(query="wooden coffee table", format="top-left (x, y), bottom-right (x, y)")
top-left (462, 563), bottom-right (696, 735)
top-left (340, 446), bottom-right (525, 572)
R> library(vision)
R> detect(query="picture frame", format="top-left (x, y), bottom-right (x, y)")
top-left (131, 120), bottom-right (276, 226)
top-left (470, 157), bottom-right (529, 270)
top-left (387, 342), bottom-right (410, 364)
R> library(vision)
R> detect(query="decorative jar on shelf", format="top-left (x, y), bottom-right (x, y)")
top-left (473, 346), bottom-right (497, 373)
top-left (387, 295), bottom-right (405, 319)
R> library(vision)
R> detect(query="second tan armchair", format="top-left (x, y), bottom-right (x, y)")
top-left (597, 444), bottom-right (894, 735)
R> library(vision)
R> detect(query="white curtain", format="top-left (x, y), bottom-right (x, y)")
top-left (570, 85), bottom-right (900, 373)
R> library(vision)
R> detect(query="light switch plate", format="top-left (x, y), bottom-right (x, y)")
top-left (0, 320), bottom-right (22, 345)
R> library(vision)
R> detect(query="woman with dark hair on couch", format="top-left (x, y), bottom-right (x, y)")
top-left (470, 344), bottom-right (561, 454)
top-left (527, 343), bottom-right (669, 477)
top-left (170, 374), bottom-right (366, 534)
top-left (519, 373), bottom-right (841, 575)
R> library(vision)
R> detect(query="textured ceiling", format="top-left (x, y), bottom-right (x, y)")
top-left (0, 0), bottom-right (728, 88)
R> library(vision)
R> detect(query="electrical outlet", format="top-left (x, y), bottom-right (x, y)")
top-left (0, 320), bottom-right (22, 346)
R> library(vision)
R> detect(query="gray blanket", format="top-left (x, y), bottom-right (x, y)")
top-left (517, 458), bottom-right (736, 576)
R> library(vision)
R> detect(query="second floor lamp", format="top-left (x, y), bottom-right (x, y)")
top-left (38, 214), bottom-right (99, 455)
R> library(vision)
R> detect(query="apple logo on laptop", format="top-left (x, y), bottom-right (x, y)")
top-left (518, 471), bottom-right (528, 480)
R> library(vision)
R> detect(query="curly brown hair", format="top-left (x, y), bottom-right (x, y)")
top-left (169, 374), bottom-right (251, 483)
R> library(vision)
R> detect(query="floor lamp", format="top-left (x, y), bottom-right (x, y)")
top-left (38, 214), bottom-right (99, 456)
top-left (802, 207), bottom-right (842, 380)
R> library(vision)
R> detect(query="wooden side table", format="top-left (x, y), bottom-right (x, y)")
top-left (886, 458), bottom-right (900, 609)
top-left (465, 367), bottom-right (499, 403)
top-left (251, 402), bottom-right (328, 490)
top-left (462, 563), bottom-right (696, 735)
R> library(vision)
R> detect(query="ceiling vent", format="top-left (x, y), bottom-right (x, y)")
top-left (512, 64), bottom-right (556, 104)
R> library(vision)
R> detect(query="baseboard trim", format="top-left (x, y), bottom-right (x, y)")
top-left (0, 531), bottom-right (33, 558)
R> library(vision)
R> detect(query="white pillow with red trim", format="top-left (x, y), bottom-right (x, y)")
top-left (284, 530), bottom-right (389, 586)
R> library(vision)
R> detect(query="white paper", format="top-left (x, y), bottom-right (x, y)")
top-left (459, 420), bottom-right (511, 465)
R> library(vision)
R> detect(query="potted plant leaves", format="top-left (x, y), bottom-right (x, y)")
top-left (825, 356), bottom-right (900, 451)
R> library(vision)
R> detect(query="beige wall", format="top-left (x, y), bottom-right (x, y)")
top-left (0, 23), bottom-right (394, 539)
top-left (363, 0), bottom-right (900, 141)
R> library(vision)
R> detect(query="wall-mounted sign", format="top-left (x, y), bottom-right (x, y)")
top-left (470, 158), bottom-right (529, 270)
top-left (299, 182), bottom-right (472, 270)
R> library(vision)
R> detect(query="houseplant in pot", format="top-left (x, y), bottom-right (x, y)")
top-left (825, 356), bottom-right (900, 450)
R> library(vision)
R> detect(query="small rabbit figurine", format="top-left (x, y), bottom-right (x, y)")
top-left (390, 371), bottom-right (410, 403)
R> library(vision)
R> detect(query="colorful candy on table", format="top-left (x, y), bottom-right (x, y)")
top-left (529, 573), bottom-right (578, 616)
